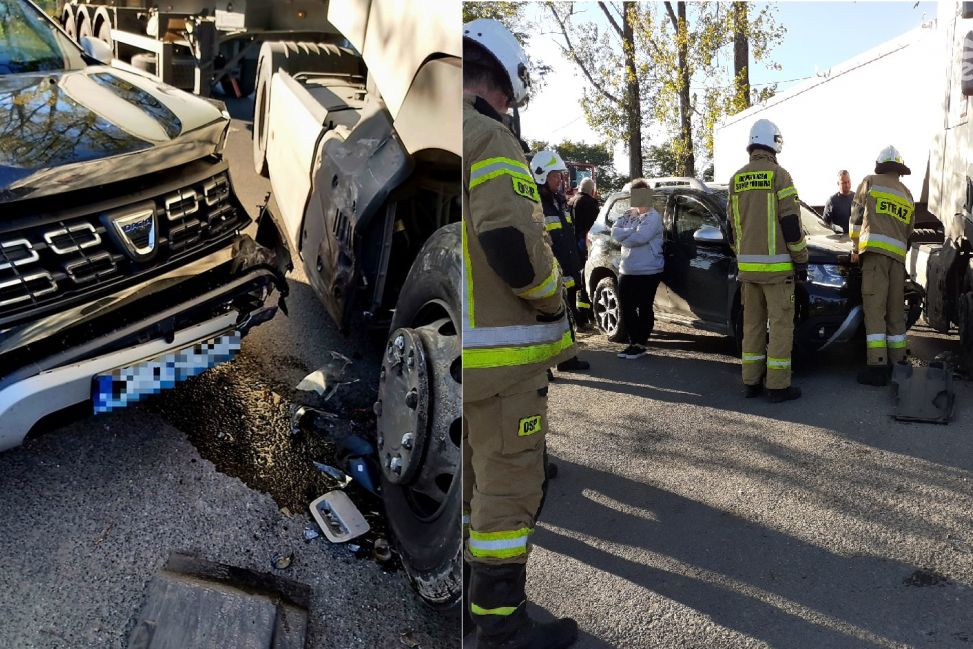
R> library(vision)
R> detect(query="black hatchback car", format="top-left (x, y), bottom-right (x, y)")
top-left (583, 184), bottom-right (923, 351)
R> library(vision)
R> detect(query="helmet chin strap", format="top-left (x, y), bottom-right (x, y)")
top-left (511, 106), bottom-right (522, 140)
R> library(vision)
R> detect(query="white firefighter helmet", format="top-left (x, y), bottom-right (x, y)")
top-left (875, 145), bottom-right (911, 175)
top-left (530, 150), bottom-right (568, 184)
top-left (463, 19), bottom-right (532, 107)
top-left (877, 145), bottom-right (905, 166)
top-left (748, 119), bottom-right (783, 153)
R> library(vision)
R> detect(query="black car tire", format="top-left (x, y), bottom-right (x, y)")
top-left (380, 223), bottom-right (462, 609)
top-left (593, 276), bottom-right (627, 343)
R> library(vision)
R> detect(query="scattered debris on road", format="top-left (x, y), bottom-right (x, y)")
top-left (310, 491), bottom-right (370, 543)
top-left (891, 361), bottom-right (955, 424)
top-left (296, 351), bottom-right (358, 402)
top-left (373, 537), bottom-right (392, 563)
top-left (272, 552), bottom-right (294, 570)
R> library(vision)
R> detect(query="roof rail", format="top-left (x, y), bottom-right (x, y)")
top-left (644, 176), bottom-right (709, 192)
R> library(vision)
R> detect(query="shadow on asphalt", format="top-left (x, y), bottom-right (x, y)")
top-left (558, 330), bottom-right (973, 476)
top-left (534, 456), bottom-right (973, 648)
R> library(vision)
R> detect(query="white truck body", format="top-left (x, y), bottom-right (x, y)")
top-left (714, 22), bottom-right (941, 210)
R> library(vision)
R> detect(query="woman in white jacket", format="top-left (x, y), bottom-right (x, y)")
top-left (610, 180), bottom-right (665, 359)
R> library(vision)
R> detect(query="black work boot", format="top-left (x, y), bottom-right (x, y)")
top-left (743, 383), bottom-right (763, 398)
top-left (471, 563), bottom-right (578, 649)
top-left (857, 366), bottom-right (890, 386)
top-left (767, 386), bottom-right (801, 403)
top-left (556, 356), bottom-right (590, 372)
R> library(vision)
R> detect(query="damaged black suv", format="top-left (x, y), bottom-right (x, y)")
top-left (0, 0), bottom-right (288, 451)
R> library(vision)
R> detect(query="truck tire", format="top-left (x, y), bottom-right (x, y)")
top-left (61, 4), bottom-right (77, 41)
top-left (376, 223), bottom-right (461, 608)
top-left (93, 7), bottom-right (112, 49)
top-left (593, 275), bottom-right (627, 343)
top-left (252, 41), bottom-right (363, 176)
top-left (76, 6), bottom-right (92, 42)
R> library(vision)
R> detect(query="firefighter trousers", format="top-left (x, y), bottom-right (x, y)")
top-left (741, 280), bottom-right (795, 390)
top-left (463, 372), bottom-right (549, 630)
top-left (861, 252), bottom-right (906, 366)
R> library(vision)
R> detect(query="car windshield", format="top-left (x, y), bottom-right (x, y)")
top-left (800, 202), bottom-right (837, 236)
top-left (0, 0), bottom-right (86, 74)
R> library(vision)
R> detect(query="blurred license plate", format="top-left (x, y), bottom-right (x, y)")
top-left (92, 332), bottom-right (241, 414)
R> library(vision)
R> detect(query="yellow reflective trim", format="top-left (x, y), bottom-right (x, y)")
top-left (471, 603), bottom-right (520, 617)
top-left (738, 262), bottom-right (793, 273)
top-left (787, 240), bottom-right (807, 252)
top-left (463, 224), bottom-right (475, 328)
top-left (515, 265), bottom-right (560, 300)
top-left (469, 167), bottom-right (535, 190)
top-left (562, 277), bottom-right (575, 288)
top-left (469, 527), bottom-right (533, 541)
top-left (732, 195), bottom-right (741, 253)
top-left (861, 240), bottom-right (906, 259)
top-left (767, 193), bottom-right (776, 255)
top-left (767, 357), bottom-right (791, 369)
top-left (462, 330), bottom-right (574, 369)
top-left (888, 339), bottom-right (908, 349)
top-left (777, 186), bottom-right (797, 200)
top-left (470, 156), bottom-right (531, 176)
top-left (545, 221), bottom-right (563, 231)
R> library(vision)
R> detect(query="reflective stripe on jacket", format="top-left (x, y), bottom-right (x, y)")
top-left (727, 150), bottom-right (808, 283)
top-left (463, 96), bottom-right (574, 400)
top-left (849, 173), bottom-right (914, 263)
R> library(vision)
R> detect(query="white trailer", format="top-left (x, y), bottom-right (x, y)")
top-left (714, 21), bottom-right (941, 212)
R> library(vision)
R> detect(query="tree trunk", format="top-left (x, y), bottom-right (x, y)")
top-left (733, 1), bottom-right (750, 111)
top-left (623, 3), bottom-right (643, 179)
top-left (676, 2), bottom-right (694, 176)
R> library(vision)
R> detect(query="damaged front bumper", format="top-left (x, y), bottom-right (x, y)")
top-left (0, 233), bottom-right (288, 452)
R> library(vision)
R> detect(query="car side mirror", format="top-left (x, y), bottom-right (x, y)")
top-left (81, 36), bottom-right (113, 65)
top-left (693, 224), bottom-right (725, 244)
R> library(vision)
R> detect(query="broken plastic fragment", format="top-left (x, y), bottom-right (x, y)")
top-left (271, 553), bottom-right (293, 570)
top-left (309, 491), bottom-right (370, 543)
top-left (295, 351), bottom-right (358, 401)
top-left (313, 461), bottom-right (350, 486)
top-left (400, 630), bottom-right (421, 648)
top-left (373, 538), bottom-right (392, 562)
top-left (303, 527), bottom-right (321, 542)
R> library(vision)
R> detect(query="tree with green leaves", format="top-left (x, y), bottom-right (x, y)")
top-left (546, 1), bottom-right (783, 180)
top-left (547, 2), bottom-right (651, 181)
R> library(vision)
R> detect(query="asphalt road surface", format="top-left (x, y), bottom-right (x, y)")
top-left (519, 323), bottom-right (973, 649)
top-left (0, 97), bottom-right (457, 649)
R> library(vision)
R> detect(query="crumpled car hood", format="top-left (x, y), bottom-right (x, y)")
top-left (805, 232), bottom-right (853, 264)
top-left (0, 66), bottom-right (227, 203)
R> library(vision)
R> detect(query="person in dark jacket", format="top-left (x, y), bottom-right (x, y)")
top-left (822, 170), bottom-right (853, 233)
top-left (569, 177), bottom-right (600, 260)
top-left (531, 149), bottom-right (591, 372)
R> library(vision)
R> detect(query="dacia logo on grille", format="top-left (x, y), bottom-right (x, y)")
top-left (103, 203), bottom-right (158, 261)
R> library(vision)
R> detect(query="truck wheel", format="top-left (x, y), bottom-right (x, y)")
top-left (93, 7), bottom-right (113, 49)
top-left (376, 223), bottom-right (461, 608)
top-left (252, 41), bottom-right (363, 176)
top-left (593, 276), bottom-right (627, 343)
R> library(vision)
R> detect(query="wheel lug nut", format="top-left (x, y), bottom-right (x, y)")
top-left (373, 400), bottom-right (382, 416)
top-left (384, 453), bottom-right (392, 469)
top-left (405, 388), bottom-right (418, 409)
top-left (378, 435), bottom-right (384, 448)
top-left (390, 456), bottom-right (402, 474)
top-left (401, 433), bottom-right (413, 450)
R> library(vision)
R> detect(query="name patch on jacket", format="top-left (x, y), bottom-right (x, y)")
top-left (512, 178), bottom-right (540, 203)
top-left (518, 415), bottom-right (542, 436)
top-left (734, 171), bottom-right (774, 192)
top-left (875, 196), bottom-right (913, 224)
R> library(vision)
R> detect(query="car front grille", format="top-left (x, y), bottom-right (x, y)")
top-left (0, 172), bottom-right (244, 317)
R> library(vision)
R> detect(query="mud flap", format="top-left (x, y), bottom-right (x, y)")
top-left (924, 244), bottom-right (957, 333)
top-left (891, 361), bottom-right (955, 424)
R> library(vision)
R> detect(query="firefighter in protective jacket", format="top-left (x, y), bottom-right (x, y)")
top-left (727, 119), bottom-right (808, 402)
top-left (850, 146), bottom-right (915, 386)
top-left (531, 149), bottom-right (591, 372)
top-left (461, 18), bottom-right (578, 649)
